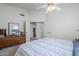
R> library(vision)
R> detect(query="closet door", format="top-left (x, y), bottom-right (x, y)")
top-left (36, 22), bottom-right (44, 39)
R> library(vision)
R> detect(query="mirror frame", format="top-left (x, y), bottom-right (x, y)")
top-left (8, 22), bottom-right (20, 36)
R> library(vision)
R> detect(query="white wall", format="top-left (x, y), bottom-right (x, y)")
top-left (26, 20), bottom-right (31, 42)
top-left (44, 3), bottom-right (79, 40)
top-left (1, 3), bottom-right (79, 41)
top-left (28, 10), bottom-right (46, 22)
top-left (25, 10), bottom-right (45, 41)
top-left (0, 4), bottom-right (28, 35)
top-left (0, 4), bottom-right (46, 42)
top-left (26, 3), bottom-right (79, 40)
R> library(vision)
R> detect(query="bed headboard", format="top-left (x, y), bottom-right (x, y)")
top-left (0, 29), bottom-right (6, 37)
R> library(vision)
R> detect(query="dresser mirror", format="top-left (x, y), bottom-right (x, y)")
top-left (8, 23), bottom-right (20, 36)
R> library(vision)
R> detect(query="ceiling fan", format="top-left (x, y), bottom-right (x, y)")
top-left (36, 3), bottom-right (61, 12)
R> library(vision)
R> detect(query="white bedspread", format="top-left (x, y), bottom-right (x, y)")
top-left (15, 37), bottom-right (73, 56)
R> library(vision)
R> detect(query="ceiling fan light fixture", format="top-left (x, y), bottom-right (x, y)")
top-left (51, 6), bottom-right (55, 10)
top-left (47, 6), bottom-right (51, 11)
top-left (47, 4), bottom-right (55, 12)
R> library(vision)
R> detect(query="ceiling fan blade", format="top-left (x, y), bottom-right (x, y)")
top-left (36, 5), bottom-right (47, 9)
top-left (54, 6), bottom-right (61, 11)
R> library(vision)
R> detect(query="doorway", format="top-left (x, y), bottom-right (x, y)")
top-left (30, 22), bottom-right (44, 40)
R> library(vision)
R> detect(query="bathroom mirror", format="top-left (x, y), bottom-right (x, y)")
top-left (8, 23), bottom-right (20, 36)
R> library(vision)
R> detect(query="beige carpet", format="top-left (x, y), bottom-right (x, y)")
top-left (0, 45), bottom-right (19, 56)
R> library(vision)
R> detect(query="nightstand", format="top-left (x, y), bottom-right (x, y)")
top-left (75, 38), bottom-right (79, 41)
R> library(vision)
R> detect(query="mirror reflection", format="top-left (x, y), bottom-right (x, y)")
top-left (8, 23), bottom-right (20, 36)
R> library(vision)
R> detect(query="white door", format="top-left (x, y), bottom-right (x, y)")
top-left (36, 22), bottom-right (44, 39)
top-left (26, 20), bottom-right (31, 42)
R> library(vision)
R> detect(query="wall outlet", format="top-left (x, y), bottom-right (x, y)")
top-left (48, 32), bottom-right (51, 34)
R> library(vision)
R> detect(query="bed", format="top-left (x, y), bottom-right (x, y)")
top-left (73, 40), bottom-right (79, 56)
top-left (15, 37), bottom-right (74, 56)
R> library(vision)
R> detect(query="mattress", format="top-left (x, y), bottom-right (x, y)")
top-left (15, 37), bottom-right (73, 56)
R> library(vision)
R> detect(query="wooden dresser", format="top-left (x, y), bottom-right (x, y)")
top-left (0, 29), bottom-right (6, 37)
top-left (0, 35), bottom-right (26, 49)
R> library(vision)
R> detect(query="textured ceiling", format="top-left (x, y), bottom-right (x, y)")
top-left (4, 3), bottom-right (46, 10)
